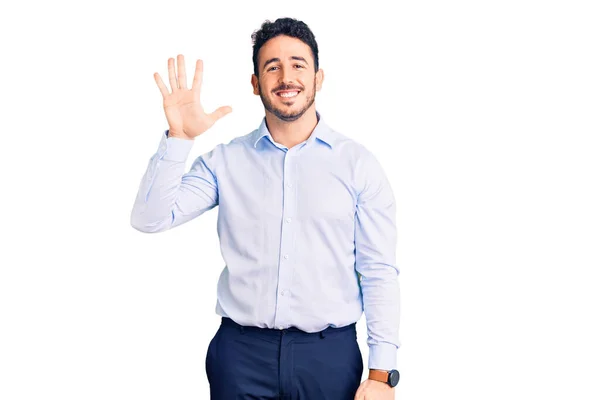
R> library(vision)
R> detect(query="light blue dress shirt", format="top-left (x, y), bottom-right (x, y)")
top-left (130, 111), bottom-right (400, 370)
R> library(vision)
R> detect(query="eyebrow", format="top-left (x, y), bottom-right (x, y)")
top-left (262, 56), bottom-right (309, 70)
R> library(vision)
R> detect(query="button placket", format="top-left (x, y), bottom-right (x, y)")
top-left (274, 150), bottom-right (296, 329)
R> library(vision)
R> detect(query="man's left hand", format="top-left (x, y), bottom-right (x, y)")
top-left (354, 378), bottom-right (395, 399)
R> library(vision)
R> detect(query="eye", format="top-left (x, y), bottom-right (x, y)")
top-left (267, 65), bottom-right (304, 71)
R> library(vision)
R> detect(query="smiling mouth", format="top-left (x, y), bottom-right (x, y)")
top-left (276, 90), bottom-right (300, 99)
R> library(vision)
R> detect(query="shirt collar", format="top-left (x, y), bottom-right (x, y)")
top-left (252, 110), bottom-right (337, 149)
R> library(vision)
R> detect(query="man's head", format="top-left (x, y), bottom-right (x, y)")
top-left (251, 17), bottom-right (324, 122)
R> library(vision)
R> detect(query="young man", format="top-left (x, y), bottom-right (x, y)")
top-left (130, 17), bottom-right (400, 400)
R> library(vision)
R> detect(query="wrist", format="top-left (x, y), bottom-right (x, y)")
top-left (368, 369), bottom-right (400, 388)
top-left (167, 130), bottom-right (194, 140)
top-left (369, 369), bottom-right (387, 376)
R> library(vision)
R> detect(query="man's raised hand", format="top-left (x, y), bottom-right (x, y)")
top-left (154, 54), bottom-right (232, 140)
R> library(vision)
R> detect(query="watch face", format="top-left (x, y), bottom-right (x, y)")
top-left (388, 370), bottom-right (400, 387)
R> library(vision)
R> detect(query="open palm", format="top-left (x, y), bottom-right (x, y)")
top-left (154, 54), bottom-right (231, 139)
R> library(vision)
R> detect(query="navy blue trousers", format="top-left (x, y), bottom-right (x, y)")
top-left (205, 317), bottom-right (363, 399)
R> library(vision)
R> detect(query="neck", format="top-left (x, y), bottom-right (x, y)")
top-left (264, 106), bottom-right (318, 149)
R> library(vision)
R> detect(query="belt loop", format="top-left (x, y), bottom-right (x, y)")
top-left (320, 330), bottom-right (326, 339)
top-left (240, 325), bottom-right (245, 334)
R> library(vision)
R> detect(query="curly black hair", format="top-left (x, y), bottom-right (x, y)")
top-left (251, 17), bottom-right (319, 78)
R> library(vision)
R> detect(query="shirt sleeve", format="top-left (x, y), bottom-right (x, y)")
top-left (354, 149), bottom-right (401, 370)
top-left (130, 130), bottom-right (219, 233)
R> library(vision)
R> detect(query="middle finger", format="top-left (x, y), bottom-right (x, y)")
top-left (177, 54), bottom-right (187, 90)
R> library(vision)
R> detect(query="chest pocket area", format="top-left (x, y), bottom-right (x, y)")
top-left (295, 164), bottom-right (356, 226)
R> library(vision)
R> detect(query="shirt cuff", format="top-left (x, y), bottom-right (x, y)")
top-left (158, 129), bottom-right (194, 162)
top-left (368, 342), bottom-right (398, 370)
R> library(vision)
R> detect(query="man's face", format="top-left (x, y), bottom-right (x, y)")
top-left (252, 35), bottom-right (324, 122)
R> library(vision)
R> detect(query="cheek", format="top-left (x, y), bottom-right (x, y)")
top-left (261, 77), bottom-right (276, 89)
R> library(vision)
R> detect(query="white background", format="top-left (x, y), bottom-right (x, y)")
top-left (1, 0), bottom-right (599, 399)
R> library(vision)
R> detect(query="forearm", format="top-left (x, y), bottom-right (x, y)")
top-left (360, 267), bottom-right (401, 370)
top-left (130, 131), bottom-right (194, 232)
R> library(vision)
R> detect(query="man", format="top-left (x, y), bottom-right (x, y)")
top-left (130, 17), bottom-right (400, 400)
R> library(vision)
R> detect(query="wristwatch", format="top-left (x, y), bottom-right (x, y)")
top-left (368, 369), bottom-right (400, 387)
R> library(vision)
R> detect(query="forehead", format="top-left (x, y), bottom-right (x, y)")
top-left (258, 35), bottom-right (313, 64)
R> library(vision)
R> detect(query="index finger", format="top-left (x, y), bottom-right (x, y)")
top-left (191, 59), bottom-right (203, 98)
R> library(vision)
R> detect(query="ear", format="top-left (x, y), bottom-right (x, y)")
top-left (251, 74), bottom-right (259, 95)
top-left (315, 69), bottom-right (324, 92)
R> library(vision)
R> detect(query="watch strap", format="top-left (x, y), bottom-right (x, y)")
top-left (368, 369), bottom-right (389, 384)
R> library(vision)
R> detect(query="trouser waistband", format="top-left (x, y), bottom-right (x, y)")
top-left (220, 317), bottom-right (356, 339)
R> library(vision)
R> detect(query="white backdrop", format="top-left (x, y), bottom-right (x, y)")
top-left (1, 0), bottom-right (599, 399)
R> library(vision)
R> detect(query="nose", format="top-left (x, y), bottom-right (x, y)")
top-left (279, 65), bottom-right (294, 84)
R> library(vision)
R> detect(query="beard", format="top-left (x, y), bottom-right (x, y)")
top-left (258, 79), bottom-right (316, 122)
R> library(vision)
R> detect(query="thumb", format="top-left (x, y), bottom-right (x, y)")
top-left (210, 106), bottom-right (232, 122)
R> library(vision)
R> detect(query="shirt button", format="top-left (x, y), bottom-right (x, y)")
top-left (284, 254), bottom-right (289, 259)
top-left (287, 183), bottom-right (292, 188)
top-left (280, 290), bottom-right (286, 296)
top-left (285, 217), bottom-right (292, 223)
top-left (278, 326), bottom-right (284, 330)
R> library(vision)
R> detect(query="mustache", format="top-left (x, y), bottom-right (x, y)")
top-left (273, 85), bottom-right (302, 92)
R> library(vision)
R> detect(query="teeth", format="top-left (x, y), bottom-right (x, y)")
top-left (279, 91), bottom-right (299, 98)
